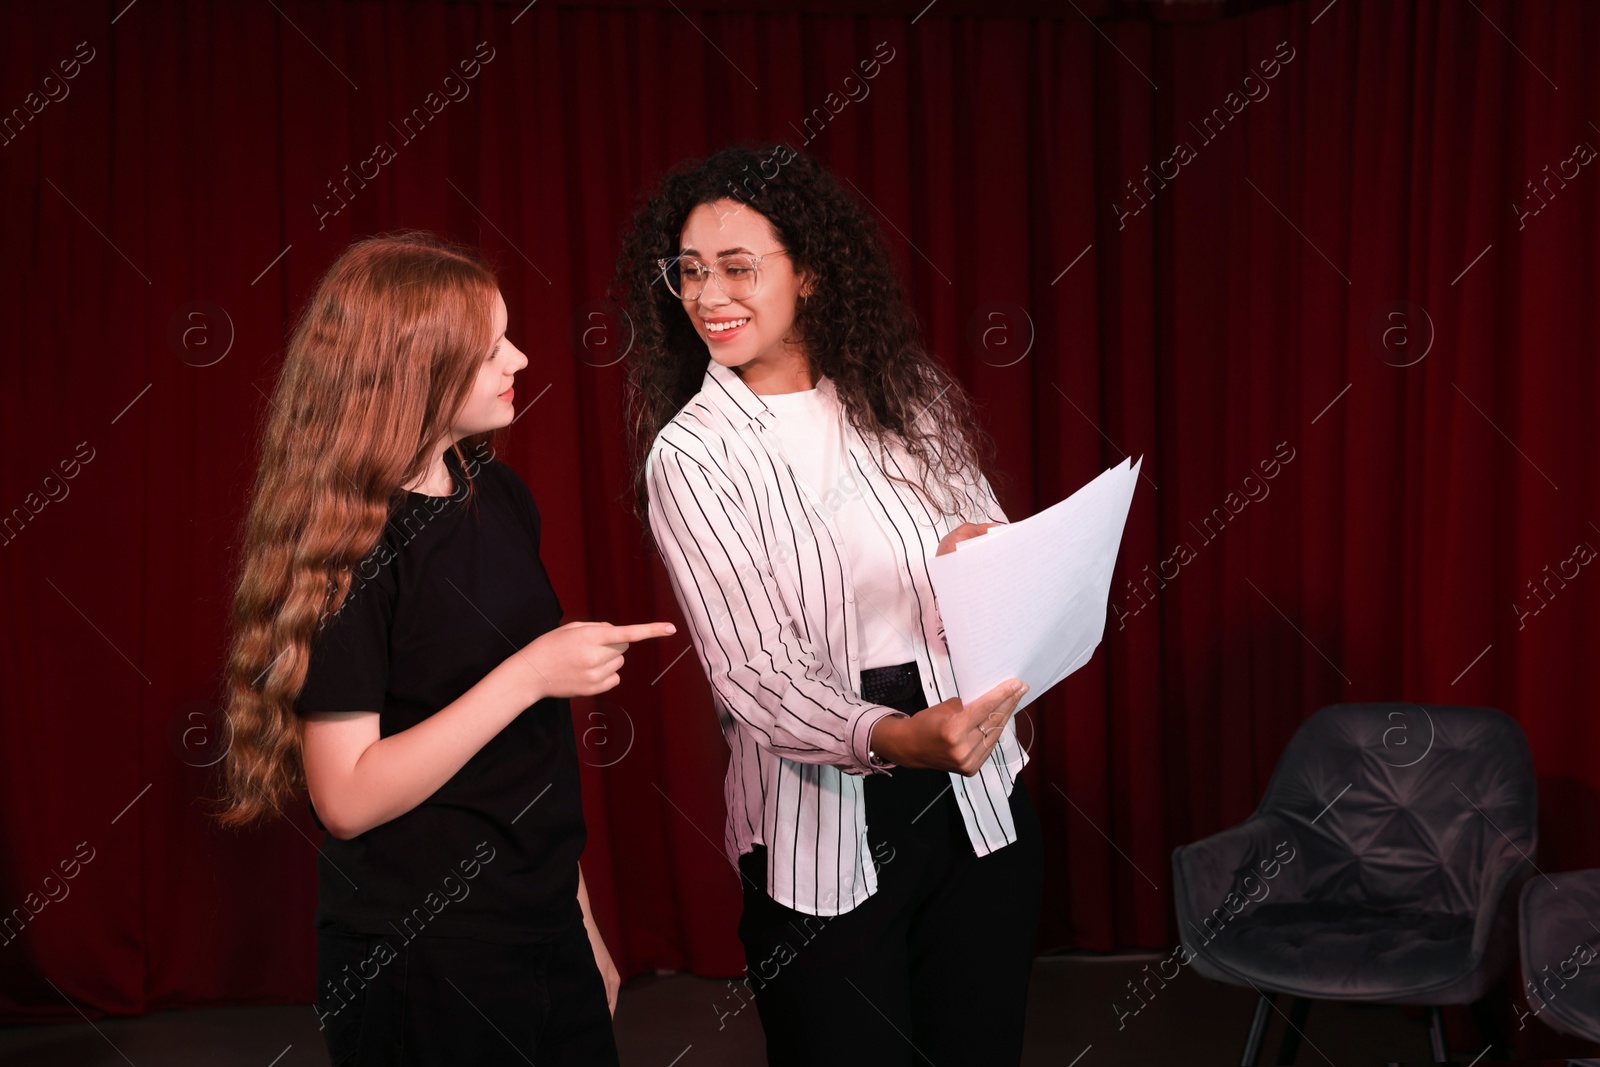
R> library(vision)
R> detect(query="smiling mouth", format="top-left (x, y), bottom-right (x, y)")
top-left (705, 317), bottom-right (750, 333)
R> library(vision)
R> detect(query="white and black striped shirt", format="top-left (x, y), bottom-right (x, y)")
top-left (644, 358), bottom-right (1028, 916)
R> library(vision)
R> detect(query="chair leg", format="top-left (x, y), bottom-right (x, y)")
top-left (1427, 1005), bottom-right (1448, 1063)
top-left (1468, 996), bottom-right (1508, 1058)
top-left (1241, 992), bottom-right (1275, 1067)
top-left (1274, 997), bottom-right (1313, 1064)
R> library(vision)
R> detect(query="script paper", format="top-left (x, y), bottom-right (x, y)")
top-left (927, 456), bottom-right (1143, 712)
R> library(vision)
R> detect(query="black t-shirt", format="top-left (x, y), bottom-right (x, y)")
top-left (293, 443), bottom-right (585, 944)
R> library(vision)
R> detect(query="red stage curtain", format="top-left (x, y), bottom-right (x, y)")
top-left (3, 0), bottom-right (1598, 1030)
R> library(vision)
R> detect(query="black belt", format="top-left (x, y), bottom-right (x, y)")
top-left (859, 660), bottom-right (922, 710)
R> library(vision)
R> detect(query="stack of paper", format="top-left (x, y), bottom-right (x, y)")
top-left (928, 456), bottom-right (1143, 711)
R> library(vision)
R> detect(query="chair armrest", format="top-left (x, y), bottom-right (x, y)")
top-left (1172, 813), bottom-right (1303, 935)
top-left (1469, 841), bottom-right (1536, 963)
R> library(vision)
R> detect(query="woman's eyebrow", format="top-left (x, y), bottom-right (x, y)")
top-left (680, 245), bottom-right (753, 256)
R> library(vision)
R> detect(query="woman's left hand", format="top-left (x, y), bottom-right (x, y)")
top-left (936, 521), bottom-right (1003, 556)
top-left (577, 868), bottom-right (621, 1016)
top-left (587, 923), bottom-right (621, 1016)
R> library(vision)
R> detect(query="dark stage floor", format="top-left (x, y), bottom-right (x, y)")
top-left (1, 953), bottom-right (1587, 1066)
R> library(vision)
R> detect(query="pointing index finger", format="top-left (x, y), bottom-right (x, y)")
top-left (599, 621), bottom-right (679, 648)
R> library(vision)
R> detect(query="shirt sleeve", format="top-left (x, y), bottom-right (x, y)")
top-left (293, 545), bottom-right (397, 716)
top-left (501, 464), bottom-right (543, 553)
top-left (646, 443), bottom-right (905, 776)
top-left (495, 463), bottom-right (565, 621)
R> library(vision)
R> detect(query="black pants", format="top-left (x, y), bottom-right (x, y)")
top-left (736, 661), bottom-right (1044, 1067)
top-left (314, 913), bottom-right (618, 1066)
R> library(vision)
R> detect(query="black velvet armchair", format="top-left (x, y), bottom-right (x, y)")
top-left (1171, 703), bottom-right (1536, 1064)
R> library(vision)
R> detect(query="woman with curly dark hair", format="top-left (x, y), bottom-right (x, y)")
top-left (615, 144), bottom-right (1044, 1065)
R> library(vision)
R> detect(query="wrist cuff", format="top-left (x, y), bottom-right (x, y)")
top-left (854, 707), bottom-right (909, 775)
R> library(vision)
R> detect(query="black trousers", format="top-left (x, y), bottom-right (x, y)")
top-left (313, 912), bottom-right (618, 1066)
top-left (736, 661), bottom-right (1045, 1067)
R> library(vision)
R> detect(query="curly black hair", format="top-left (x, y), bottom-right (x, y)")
top-left (611, 141), bottom-right (998, 526)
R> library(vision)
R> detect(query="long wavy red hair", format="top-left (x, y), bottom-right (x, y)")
top-left (215, 230), bottom-right (501, 828)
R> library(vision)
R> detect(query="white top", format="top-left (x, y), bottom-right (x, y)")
top-left (644, 357), bottom-right (1026, 917)
top-left (759, 378), bottom-right (917, 671)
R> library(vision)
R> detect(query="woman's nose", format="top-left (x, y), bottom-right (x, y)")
top-left (696, 276), bottom-right (730, 308)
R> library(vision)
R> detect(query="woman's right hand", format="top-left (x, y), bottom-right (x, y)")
top-left (511, 620), bottom-right (678, 702)
top-left (867, 678), bottom-right (1028, 775)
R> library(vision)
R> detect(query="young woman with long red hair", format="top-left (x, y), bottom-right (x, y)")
top-left (217, 230), bottom-right (674, 1066)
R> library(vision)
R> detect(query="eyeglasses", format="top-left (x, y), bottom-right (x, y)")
top-left (655, 249), bottom-right (788, 302)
